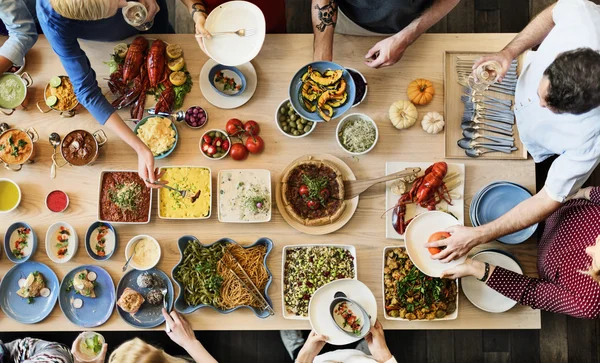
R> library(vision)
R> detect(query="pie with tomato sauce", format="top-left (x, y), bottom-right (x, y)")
top-left (281, 159), bottom-right (346, 226)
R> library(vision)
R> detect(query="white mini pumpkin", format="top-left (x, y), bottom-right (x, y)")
top-left (389, 100), bottom-right (418, 130)
top-left (421, 112), bottom-right (445, 134)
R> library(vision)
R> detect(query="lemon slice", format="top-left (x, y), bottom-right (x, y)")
top-left (166, 44), bottom-right (183, 59)
top-left (46, 95), bottom-right (58, 107)
top-left (25, 273), bottom-right (34, 287)
top-left (49, 76), bottom-right (62, 88)
top-left (169, 71), bottom-right (187, 86)
top-left (391, 180), bottom-right (407, 196)
top-left (168, 57), bottom-right (185, 72)
top-left (113, 43), bottom-right (128, 59)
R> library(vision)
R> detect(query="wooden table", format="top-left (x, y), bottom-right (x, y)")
top-left (0, 34), bottom-right (541, 331)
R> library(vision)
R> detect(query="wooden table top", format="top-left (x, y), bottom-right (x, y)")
top-left (0, 34), bottom-right (540, 331)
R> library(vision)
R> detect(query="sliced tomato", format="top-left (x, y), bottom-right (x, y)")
top-left (299, 185), bottom-right (309, 197)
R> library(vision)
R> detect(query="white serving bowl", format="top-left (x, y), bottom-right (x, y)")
top-left (275, 99), bottom-right (317, 139)
top-left (0, 178), bottom-right (21, 213)
top-left (336, 113), bottom-right (378, 156)
top-left (45, 221), bottom-right (78, 263)
top-left (125, 235), bottom-right (161, 271)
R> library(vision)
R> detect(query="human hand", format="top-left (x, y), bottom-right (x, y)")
top-left (365, 320), bottom-right (393, 362)
top-left (137, 146), bottom-right (162, 188)
top-left (71, 333), bottom-right (108, 363)
top-left (424, 225), bottom-right (485, 263)
top-left (570, 186), bottom-right (593, 201)
top-left (162, 309), bottom-right (198, 351)
top-left (296, 330), bottom-right (328, 363)
top-left (364, 33), bottom-right (409, 69)
top-left (138, 0), bottom-right (160, 22)
top-left (193, 11), bottom-right (211, 54)
top-left (440, 258), bottom-right (476, 279)
top-left (472, 49), bottom-right (514, 82)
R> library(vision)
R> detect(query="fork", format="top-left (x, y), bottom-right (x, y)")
top-left (209, 28), bottom-right (256, 37)
top-left (145, 179), bottom-right (187, 198)
top-left (162, 288), bottom-right (171, 333)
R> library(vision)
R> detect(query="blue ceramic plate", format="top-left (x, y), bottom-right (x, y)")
top-left (172, 236), bottom-right (273, 318)
top-left (0, 261), bottom-right (59, 323)
top-left (475, 183), bottom-right (538, 244)
top-left (133, 116), bottom-right (178, 159)
top-left (4, 222), bottom-right (37, 263)
top-left (85, 221), bottom-right (117, 261)
top-left (470, 181), bottom-right (531, 227)
top-left (208, 64), bottom-right (246, 97)
top-left (115, 267), bottom-right (174, 329)
top-left (59, 265), bottom-right (115, 328)
top-left (288, 61), bottom-right (356, 122)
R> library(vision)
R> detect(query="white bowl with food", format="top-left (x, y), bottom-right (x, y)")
top-left (336, 113), bottom-right (378, 155)
top-left (0, 178), bottom-right (22, 213)
top-left (125, 235), bottom-right (161, 271)
top-left (275, 99), bottom-right (316, 138)
top-left (199, 129), bottom-right (231, 160)
top-left (217, 169), bottom-right (271, 223)
top-left (45, 221), bottom-right (78, 263)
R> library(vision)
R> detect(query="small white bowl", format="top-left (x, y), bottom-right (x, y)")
top-left (125, 234), bottom-right (161, 271)
top-left (0, 178), bottom-right (21, 213)
top-left (45, 221), bottom-right (78, 263)
top-left (275, 99), bottom-right (317, 139)
top-left (346, 68), bottom-right (368, 107)
top-left (336, 113), bottom-right (378, 156)
top-left (199, 129), bottom-right (231, 160)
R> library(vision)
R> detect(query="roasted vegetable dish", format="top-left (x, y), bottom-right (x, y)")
top-left (384, 247), bottom-right (457, 320)
top-left (299, 66), bottom-right (348, 121)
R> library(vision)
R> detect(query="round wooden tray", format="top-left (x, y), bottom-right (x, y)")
top-left (275, 154), bottom-right (359, 235)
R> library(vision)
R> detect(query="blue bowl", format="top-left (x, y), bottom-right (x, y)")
top-left (0, 261), bottom-right (59, 324)
top-left (4, 222), bottom-right (37, 263)
top-left (208, 64), bottom-right (247, 97)
top-left (59, 265), bottom-right (115, 328)
top-left (134, 115), bottom-right (178, 159)
top-left (85, 221), bottom-right (117, 261)
top-left (288, 61), bottom-right (356, 122)
top-left (115, 267), bottom-right (174, 329)
top-left (171, 235), bottom-right (273, 318)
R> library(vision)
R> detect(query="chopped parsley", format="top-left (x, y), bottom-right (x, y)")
top-left (302, 174), bottom-right (329, 205)
top-left (109, 182), bottom-right (141, 211)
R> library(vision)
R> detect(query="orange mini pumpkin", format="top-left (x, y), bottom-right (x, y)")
top-left (407, 78), bottom-right (435, 105)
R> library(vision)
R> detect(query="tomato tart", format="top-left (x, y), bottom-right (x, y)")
top-left (281, 159), bottom-right (346, 226)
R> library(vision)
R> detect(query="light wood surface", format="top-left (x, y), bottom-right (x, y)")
top-left (0, 34), bottom-right (540, 331)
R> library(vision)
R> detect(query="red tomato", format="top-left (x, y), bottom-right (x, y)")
top-left (244, 120), bottom-right (260, 136)
top-left (319, 188), bottom-right (330, 201)
top-left (221, 139), bottom-right (230, 151)
top-left (299, 185), bottom-right (309, 197)
top-left (307, 200), bottom-right (319, 209)
top-left (427, 231), bottom-right (450, 255)
top-left (245, 135), bottom-right (265, 154)
top-left (230, 143), bottom-right (249, 161)
top-left (213, 137), bottom-right (223, 147)
top-left (202, 134), bottom-right (212, 144)
top-left (226, 118), bottom-right (244, 136)
top-left (206, 145), bottom-right (217, 156)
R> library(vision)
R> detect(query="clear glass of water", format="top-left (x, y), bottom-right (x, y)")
top-left (122, 1), bottom-right (154, 31)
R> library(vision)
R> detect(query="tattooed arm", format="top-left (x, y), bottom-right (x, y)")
top-left (180, 0), bottom-right (210, 52)
top-left (312, 0), bottom-right (337, 61)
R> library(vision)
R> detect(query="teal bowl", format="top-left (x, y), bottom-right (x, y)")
top-left (134, 115), bottom-right (178, 159)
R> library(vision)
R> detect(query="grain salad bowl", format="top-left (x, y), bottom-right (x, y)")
top-left (336, 113), bottom-right (378, 156)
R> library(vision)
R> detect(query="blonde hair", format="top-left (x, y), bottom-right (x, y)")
top-left (50, 0), bottom-right (110, 21)
top-left (109, 338), bottom-right (188, 363)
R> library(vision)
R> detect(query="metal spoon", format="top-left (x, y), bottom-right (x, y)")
top-left (122, 244), bottom-right (138, 272)
top-left (468, 116), bottom-right (514, 132)
top-left (466, 146), bottom-right (518, 157)
top-left (463, 128), bottom-right (514, 145)
top-left (0, 123), bottom-right (9, 133)
top-left (162, 288), bottom-right (171, 333)
top-left (460, 122), bottom-right (513, 137)
top-left (49, 133), bottom-right (61, 179)
top-left (457, 138), bottom-right (516, 153)
top-left (147, 108), bottom-right (185, 122)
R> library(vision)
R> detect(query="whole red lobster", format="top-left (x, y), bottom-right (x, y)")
top-left (123, 36), bottom-right (148, 82)
top-left (391, 162), bottom-right (453, 234)
top-left (147, 39), bottom-right (167, 87)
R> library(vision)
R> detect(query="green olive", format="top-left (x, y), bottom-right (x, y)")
top-left (213, 152), bottom-right (223, 158)
top-left (307, 121), bottom-right (314, 127)
top-left (292, 130), bottom-right (299, 136)
top-left (299, 118), bottom-right (306, 125)
top-left (289, 121), bottom-right (297, 128)
top-left (281, 121), bottom-right (288, 128)
top-left (287, 101), bottom-right (292, 108)
top-left (283, 126), bottom-right (290, 132)
top-left (290, 114), bottom-right (297, 121)
top-left (208, 131), bottom-right (215, 138)
top-left (279, 115), bottom-right (286, 122)
top-left (297, 123), bottom-right (303, 130)
top-left (304, 125), bottom-right (311, 133)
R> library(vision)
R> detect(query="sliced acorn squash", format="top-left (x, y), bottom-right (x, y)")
top-left (310, 69), bottom-right (343, 86)
top-left (332, 79), bottom-right (347, 96)
top-left (301, 71), bottom-right (310, 81)
top-left (327, 92), bottom-right (347, 107)
top-left (301, 82), bottom-right (319, 101)
top-left (318, 104), bottom-right (334, 122)
top-left (303, 99), bottom-right (317, 112)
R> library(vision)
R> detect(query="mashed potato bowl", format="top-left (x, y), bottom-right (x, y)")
top-left (158, 166), bottom-right (212, 219)
top-left (134, 116), bottom-right (178, 159)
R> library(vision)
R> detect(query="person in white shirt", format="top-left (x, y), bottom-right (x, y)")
top-left (424, 0), bottom-right (600, 264)
top-left (281, 320), bottom-right (397, 363)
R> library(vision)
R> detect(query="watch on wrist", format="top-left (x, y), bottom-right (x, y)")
top-left (190, 2), bottom-right (207, 18)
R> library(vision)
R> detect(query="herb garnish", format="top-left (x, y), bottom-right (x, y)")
top-left (109, 182), bottom-right (141, 211)
top-left (302, 174), bottom-right (329, 205)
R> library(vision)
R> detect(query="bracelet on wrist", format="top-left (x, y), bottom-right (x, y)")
top-left (478, 262), bottom-right (490, 282)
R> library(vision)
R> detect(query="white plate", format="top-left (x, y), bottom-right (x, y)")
top-left (200, 59), bottom-right (257, 109)
top-left (281, 244), bottom-right (358, 320)
top-left (97, 170), bottom-right (152, 225)
top-left (45, 221), bottom-right (78, 263)
top-left (157, 166), bottom-right (212, 220)
top-left (217, 169), bottom-right (271, 223)
top-left (308, 279), bottom-right (376, 346)
top-left (202, 1), bottom-right (266, 67)
top-left (462, 250), bottom-right (522, 313)
top-left (385, 162), bottom-right (465, 240)
top-left (382, 246), bottom-right (459, 321)
top-left (405, 211), bottom-right (466, 277)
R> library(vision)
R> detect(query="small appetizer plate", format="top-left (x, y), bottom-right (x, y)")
top-left (208, 64), bottom-right (246, 97)
top-left (0, 261), bottom-right (59, 324)
top-left (59, 265), bottom-right (115, 328)
top-left (115, 267), bottom-right (174, 329)
top-left (329, 291), bottom-right (371, 339)
top-left (45, 221), bottom-right (78, 263)
top-left (85, 221), bottom-right (117, 261)
top-left (4, 221), bottom-right (37, 263)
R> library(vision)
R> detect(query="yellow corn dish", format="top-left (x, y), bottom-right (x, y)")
top-left (159, 167), bottom-right (211, 219)
top-left (136, 117), bottom-right (176, 156)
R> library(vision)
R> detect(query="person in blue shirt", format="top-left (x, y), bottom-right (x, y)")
top-left (37, 0), bottom-right (172, 187)
top-left (0, 0), bottom-right (38, 73)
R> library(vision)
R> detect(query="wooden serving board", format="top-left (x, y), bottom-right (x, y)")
top-left (443, 51), bottom-right (528, 160)
top-left (275, 154), bottom-right (359, 235)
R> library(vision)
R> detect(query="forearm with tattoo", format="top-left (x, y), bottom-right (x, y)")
top-left (314, 0), bottom-right (337, 32)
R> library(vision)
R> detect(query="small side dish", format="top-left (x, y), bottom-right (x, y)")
top-left (125, 235), bottom-right (161, 271)
top-left (346, 68), bottom-right (367, 106)
top-left (200, 129), bottom-right (231, 159)
top-left (117, 287), bottom-right (145, 315)
top-left (76, 332), bottom-right (104, 359)
top-left (10, 226), bottom-right (32, 260)
top-left (0, 178), bottom-right (21, 212)
top-left (337, 114), bottom-right (377, 155)
top-left (276, 100), bottom-right (315, 137)
top-left (0, 73), bottom-right (26, 109)
top-left (17, 271), bottom-right (50, 304)
top-left (91, 223), bottom-right (115, 257)
top-left (210, 66), bottom-right (246, 96)
top-left (298, 65), bottom-right (348, 122)
top-left (46, 190), bottom-right (69, 213)
top-left (158, 167), bottom-right (211, 219)
top-left (218, 170), bottom-right (271, 223)
top-left (61, 130), bottom-right (100, 166)
top-left (383, 247), bottom-right (457, 320)
top-left (0, 129), bottom-right (34, 165)
top-left (135, 116), bottom-right (177, 157)
top-left (99, 171), bottom-right (151, 223)
top-left (184, 106), bottom-right (208, 129)
top-left (45, 222), bottom-right (77, 263)
top-left (283, 246), bottom-right (356, 318)
top-left (333, 301), bottom-right (363, 336)
top-left (45, 76), bottom-right (78, 111)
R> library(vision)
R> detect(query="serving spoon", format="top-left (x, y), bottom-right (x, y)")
top-left (49, 133), bottom-right (61, 179)
top-left (344, 168), bottom-right (421, 200)
top-left (457, 138), bottom-right (516, 153)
